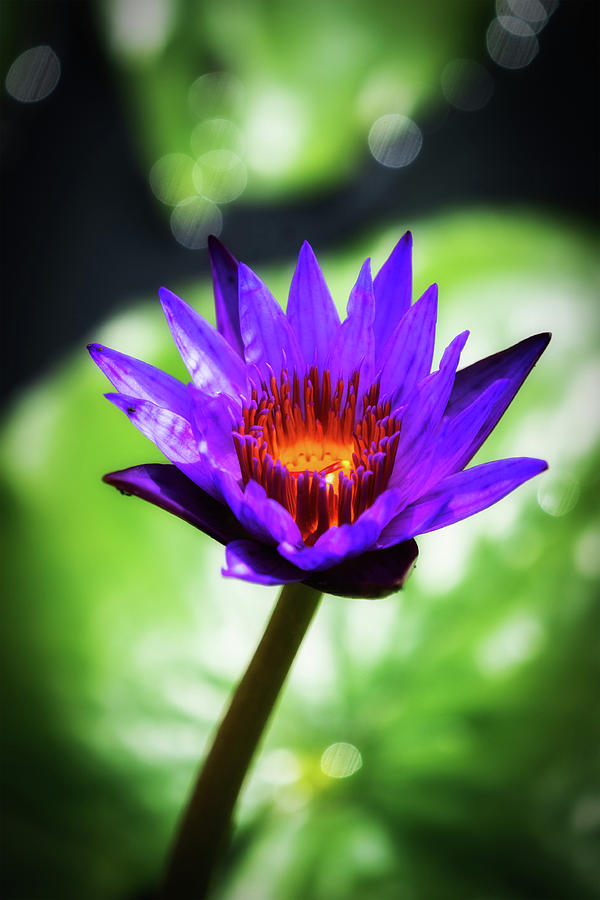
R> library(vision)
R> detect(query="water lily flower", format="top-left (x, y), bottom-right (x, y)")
top-left (89, 233), bottom-right (549, 598)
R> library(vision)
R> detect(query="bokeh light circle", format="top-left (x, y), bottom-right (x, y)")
top-left (169, 196), bottom-right (222, 249)
top-left (368, 114), bottom-right (423, 168)
top-left (149, 154), bottom-right (196, 206)
top-left (320, 742), bottom-right (363, 779)
top-left (188, 72), bottom-right (244, 120)
top-left (192, 150), bottom-right (247, 204)
top-left (5, 45), bottom-right (61, 103)
top-left (487, 17), bottom-right (539, 69)
top-left (537, 471), bottom-right (580, 517)
top-left (190, 118), bottom-right (245, 158)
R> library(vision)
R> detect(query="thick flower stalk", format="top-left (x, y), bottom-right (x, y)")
top-left (89, 233), bottom-right (549, 596)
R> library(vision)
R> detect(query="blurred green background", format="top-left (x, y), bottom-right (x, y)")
top-left (1, 1), bottom-right (599, 899)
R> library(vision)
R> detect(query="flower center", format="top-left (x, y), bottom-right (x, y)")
top-left (233, 367), bottom-right (401, 545)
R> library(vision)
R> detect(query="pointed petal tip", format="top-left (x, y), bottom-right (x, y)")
top-left (207, 232), bottom-right (238, 262)
top-left (237, 261), bottom-right (258, 286)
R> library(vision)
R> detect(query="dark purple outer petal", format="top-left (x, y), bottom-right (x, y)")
top-left (305, 537), bottom-right (418, 599)
top-left (223, 540), bottom-right (306, 586)
top-left (208, 235), bottom-right (244, 358)
top-left (445, 333), bottom-right (551, 469)
top-left (372, 231), bottom-right (412, 354)
top-left (287, 241), bottom-right (341, 370)
top-left (103, 464), bottom-right (246, 545)
top-left (223, 536), bottom-right (419, 598)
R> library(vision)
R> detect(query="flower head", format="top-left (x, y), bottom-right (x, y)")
top-left (89, 234), bottom-right (549, 598)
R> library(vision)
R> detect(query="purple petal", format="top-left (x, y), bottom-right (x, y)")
top-left (278, 488), bottom-right (402, 572)
top-left (222, 539), bottom-right (306, 585)
top-left (400, 457), bottom-right (548, 538)
top-left (188, 386), bottom-right (240, 477)
top-left (389, 331), bottom-right (469, 499)
top-left (373, 231), bottom-right (412, 354)
top-left (445, 333), bottom-right (551, 466)
top-left (159, 287), bottom-right (247, 397)
top-left (216, 475), bottom-right (303, 547)
top-left (425, 378), bottom-right (511, 485)
top-left (238, 263), bottom-right (304, 380)
top-left (305, 538), bottom-right (419, 598)
top-left (105, 393), bottom-right (218, 497)
top-left (222, 536), bottom-right (420, 598)
top-left (103, 463), bottom-right (245, 544)
top-left (376, 495), bottom-right (449, 548)
top-left (326, 258), bottom-right (375, 390)
top-left (88, 344), bottom-right (190, 418)
top-left (287, 241), bottom-right (341, 369)
top-left (378, 283), bottom-right (438, 403)
top-left (208, 235), bottom-right (244, 357)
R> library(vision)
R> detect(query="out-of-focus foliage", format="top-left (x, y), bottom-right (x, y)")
top-left (1, 210), bottom-right (599, 900)
top-left (95, 0), bottom-right (484, 200)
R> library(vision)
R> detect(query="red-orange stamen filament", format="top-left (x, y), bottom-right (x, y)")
top-left (233, 367), bottom-right (401, 545)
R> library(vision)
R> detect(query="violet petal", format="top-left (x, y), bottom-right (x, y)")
top-left (378, 283), bottom-right (438, 403)
top-left (414, 457), bottom-right (548, 536)
top-left (305, 538), bottom-right (419, 599)
top-left (238, 263), bottom-right (305, 381)
top-left (88, 344), bottom-right (190, 418)
top-left (105, 392), bottom-right (218, 497)
top-left (445, 332), bottom-right (551, 468)
top-left (373, 231), bottom-right (412, 354)
top-left (222, 539), bottom-right (306, 585)
top-left (278, 488), bottom-right (402, 572)
top-left (287, 241), bottom-right (340, 370)
top-left (326, 257), bottom-right (375, 390)
top-left (208, 234), bottom-right (244, 357)
top-left (159, 287), bottom-right (247, 397)
top-left (216, 475), bottom-right (303, 547)
top-left (389, 330), bottom-right (469, 500)
top-left (103, 463), bottom-right (245, 544)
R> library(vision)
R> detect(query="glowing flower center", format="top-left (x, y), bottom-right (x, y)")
top-left (233, 367), bottom-right (401, 544)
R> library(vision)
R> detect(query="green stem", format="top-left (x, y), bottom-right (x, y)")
top-left (161, 581), bottom-right (323, 899)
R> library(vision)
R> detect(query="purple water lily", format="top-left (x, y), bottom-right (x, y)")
top-left (89, 233), bottom-right (549, 598)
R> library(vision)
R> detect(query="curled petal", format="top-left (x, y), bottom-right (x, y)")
top-left (103, 463), bottom-right (245, 544)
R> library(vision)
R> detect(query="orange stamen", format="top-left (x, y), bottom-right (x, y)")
top-left (233, 367), bottom-right (401, 545)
